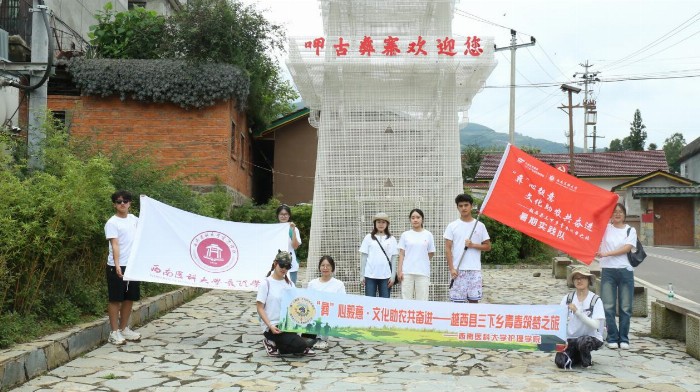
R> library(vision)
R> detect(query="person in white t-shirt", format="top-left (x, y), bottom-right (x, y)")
top-left (359, 212), bottom-right (398, 298)
top-left (276, 205), bottom-right (302, 285)
top-left (554, 265), bottom-right (605, 369)
top-left (444, 194), bottom-right (491, 303)
top-left (257, 251), bottom-right (315, 357)
top-left (595, 203), bottom-right (637, 350)
top-left (104, 190), bottom-right (141, 345)
top-left (397, 208), bottom-right (435, 301)
top-left (305, 255), bottom-right (346, 349)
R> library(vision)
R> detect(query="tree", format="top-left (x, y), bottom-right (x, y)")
top-left (663, 132), bottom-right (686, 174)
top-left (608, 138), bottom-right (624, 152)
top-left (88, 2), bottom-right (166, 59)
top-left (648, 143), bottom-right (658, 150)
top-left (87, 0), bottom-right (297, 131)
top-left (461, 144), bottom-right (485, 182)
top-left (162, 0), bottom-right (297, 130)
top-left (624, 109), bottom-right (647, 151)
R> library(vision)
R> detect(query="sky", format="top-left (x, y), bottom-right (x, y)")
top-left (242, 0), bottom-right (700, 150)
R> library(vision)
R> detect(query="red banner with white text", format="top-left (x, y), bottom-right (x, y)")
top-left (480, 145), bottom-right (617, 264)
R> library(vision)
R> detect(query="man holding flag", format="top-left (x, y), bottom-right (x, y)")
top-left (444, 193), bottom-right (491, 303)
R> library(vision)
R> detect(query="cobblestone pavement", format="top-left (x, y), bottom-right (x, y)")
top-left (12, 268), bottom-right (700, 391)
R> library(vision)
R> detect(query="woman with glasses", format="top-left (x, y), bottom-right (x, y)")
top-left (305, 255), bottom-right (346, 349)
top-left (276, 205), bottom-right (302, 285)
top-left (554, 266), bottom-right (605, 369)
top-left (595, 203), bottom-right (637, 350)
top-left (256, 250), bottom-right (315, 356)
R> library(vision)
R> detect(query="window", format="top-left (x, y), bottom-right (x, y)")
top-left (128, 1), bottom-right (147, 10)
top-left (240, 133), bottom-right (246, 168)
top-left (50, 110), bottom-right (68, 130)
top-left (230, 121), bottom-right (236, 160)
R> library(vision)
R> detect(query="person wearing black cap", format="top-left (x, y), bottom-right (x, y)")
top-left (359, 212), bottom-right (398, 298)
top-left (256, 250), bottom-right (315, 356)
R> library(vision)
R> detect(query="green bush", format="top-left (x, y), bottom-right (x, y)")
top-left (88, 2), bottom-right (167, 59)
top-left (45, 297), bottom-right (82, 325)
top-left (0, 312), bottom-right (43, 348)
top-left (0, 113), bottom-right (216, 348)
top-left (229, 199), bottom-right (311, 265)
top-left (481, 215), bottom-right (522, 265)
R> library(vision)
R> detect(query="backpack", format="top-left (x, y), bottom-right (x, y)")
top-left (566, 292), bottom-right (600, 317)
top-left (626, 227), bottom-right (647, 267)
top-left (565, 292), bottom-right (606, 340)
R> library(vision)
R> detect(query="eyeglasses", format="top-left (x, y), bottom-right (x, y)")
top-left (114, 200), bottom-right (131, 205)
top-left (278, 263), bottom-right (292, 270)
top-left (573, 276), bottom-right (588, 281)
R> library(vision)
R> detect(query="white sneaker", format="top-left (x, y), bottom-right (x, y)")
top-left (314, 340), bottom-right (329, 349)
top-left (619, 342), bottom-right (630, 349)
top-left (119, 327), bottom-right (141, 341)
top-left (109, 330), bottom-right (126, 345)
top-left (607, 342), bottom-right (618, 349)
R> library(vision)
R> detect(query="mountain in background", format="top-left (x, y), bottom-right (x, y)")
top-left (460, 122), bottom-right (583, 153)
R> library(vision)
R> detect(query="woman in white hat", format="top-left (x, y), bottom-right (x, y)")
top-left (359, 212), bottom-right (398, 298)
top-left (554, 265), bottom-right (605, 369)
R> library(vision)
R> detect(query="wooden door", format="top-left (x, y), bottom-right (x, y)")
top-left (654, 198), bottom-right (694, 246)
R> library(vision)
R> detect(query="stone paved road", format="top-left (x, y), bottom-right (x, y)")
top-left (11, 268), bottom-right (700, 391)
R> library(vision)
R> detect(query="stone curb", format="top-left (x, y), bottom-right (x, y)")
top-left (0, 286), bottom-right (206, 391)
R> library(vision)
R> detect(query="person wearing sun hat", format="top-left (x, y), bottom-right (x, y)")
top-left (554, 265), bottom-right (605, 369)
top-left (359, 212), bottom-right (398, 298)
top-left (256, 250), bottom-right (315, 356)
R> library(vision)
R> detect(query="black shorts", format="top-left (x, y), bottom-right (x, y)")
top-left (106, 265), bottom-right (141, 302)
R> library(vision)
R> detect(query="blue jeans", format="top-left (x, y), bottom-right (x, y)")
top-left (365, 278), bottom-right (390, 298)
top-left (600, 268), bottom-right (634, 344)
top-left (289, 271), bottom-right (298, 285)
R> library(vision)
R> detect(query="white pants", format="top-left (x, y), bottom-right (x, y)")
top-left (401, 274), bottom-right (430, 300)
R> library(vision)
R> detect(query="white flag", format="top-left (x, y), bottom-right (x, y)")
top-left (123, 195), bottom-right (290, 290)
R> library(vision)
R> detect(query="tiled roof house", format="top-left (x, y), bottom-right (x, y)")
top-left (679, 136), bottom-right (700, 182)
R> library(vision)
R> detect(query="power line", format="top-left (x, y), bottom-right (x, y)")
top-left (600, 11), bottom-right (700, 71)
top-left (483, 71), bottom-right (700, 88)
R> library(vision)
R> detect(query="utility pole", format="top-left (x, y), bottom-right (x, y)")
top-left (573, 60), bottom-right (600, 152)
top-left (560, 84), bottom-right (581, 176)
top-left (28, 0), bottom-right (50, 169)
top-left (586, 125), bottom-right (605, 152)
top-left (0, 0), bottom-right (53, 169)
top-left (495, 30), bottom-right (535, 146)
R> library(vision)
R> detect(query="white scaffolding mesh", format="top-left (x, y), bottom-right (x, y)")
top-left (289, 0), bottom-right (496, 299)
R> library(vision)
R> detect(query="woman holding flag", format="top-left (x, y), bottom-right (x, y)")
top-left (276, 205), bottom-right (302, 285)
top-left (595, 203), bottom-right (636, 350)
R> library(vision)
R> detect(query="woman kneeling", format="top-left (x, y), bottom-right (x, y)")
top-left (555, 266), bottom-right (605, 369)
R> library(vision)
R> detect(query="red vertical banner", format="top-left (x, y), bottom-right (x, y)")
top-left (480, 145), bottom-right (618, 264)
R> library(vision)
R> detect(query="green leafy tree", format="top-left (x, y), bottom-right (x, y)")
top-left (88, 2), bottom-right (166, 59)
top-left (624, 109), bottom-right (647, 151)
top-left (663, 132), bottom-right (686, 173)
top-left (648, 143), bottom-right (658, 150)
top-left (461, 144), bottom-right (485, 182)
top-left (162, 0), bottom-right (297, 130)
top-left (607, 138), bottom-right (624, 152)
